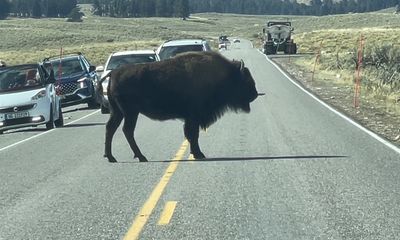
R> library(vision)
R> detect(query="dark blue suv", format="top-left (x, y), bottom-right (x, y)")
top-left (48, 53), bottom-right (99, 108)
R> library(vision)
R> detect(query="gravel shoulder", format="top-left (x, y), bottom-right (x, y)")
top-left (271, 56), bottom-right (400, 149)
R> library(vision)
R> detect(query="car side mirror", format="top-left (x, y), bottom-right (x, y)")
top-left (47, 69), bottom-right (56, 84)
top-left (89, 65), bottom-right (96, 72)
top-left (96, 65), bottom-right (104, 73)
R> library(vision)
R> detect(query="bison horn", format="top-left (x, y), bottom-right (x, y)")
top-left (240, 60), bottom-right (244, 71)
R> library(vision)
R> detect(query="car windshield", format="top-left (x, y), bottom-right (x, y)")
top-left (106, 54), bottom-right (157, 70)
top-left (0, 65), bottom-right (42, 93)
top-left (158, 45), bottom-right (204, 60)
top-left (50, 57), bottom-right (84, 77)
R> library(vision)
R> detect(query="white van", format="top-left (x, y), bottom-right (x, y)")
top-left (0, 63), bottom-right (63, 134)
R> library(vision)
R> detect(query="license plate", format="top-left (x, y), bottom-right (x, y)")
top-left (6, 111), bottom-right (29, 120)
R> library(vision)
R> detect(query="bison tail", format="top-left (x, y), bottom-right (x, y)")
top-left (96, 71), bottom-right (112, 103)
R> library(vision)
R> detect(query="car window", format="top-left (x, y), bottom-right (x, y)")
top-left (0, 66), bottom-right (42, 92)
top-left (158, 45), bottom-right (204, 60)
top-left (106, 54), bottom-right (157, 70)
top-left (51, 57), bottom-right (84, 77)
top-left (81, 56), bottom-right (90, 72)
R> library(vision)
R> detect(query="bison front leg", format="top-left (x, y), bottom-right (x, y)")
top-left (184, 120), bottom-right (206, 159)
top-left (123, 112), bottom-right (148, 162)
top-left (104, 109), bottom-right (123, 163)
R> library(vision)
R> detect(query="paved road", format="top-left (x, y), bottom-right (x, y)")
top-left (1, 40), bottom-right (399, 240)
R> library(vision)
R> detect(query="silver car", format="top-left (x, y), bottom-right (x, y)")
top-left (0, 63), bottom-right (63, 134)
top-left (97, 50), bottom-right (159, 113)
top-left (156, 39), bottom-right (212, 60)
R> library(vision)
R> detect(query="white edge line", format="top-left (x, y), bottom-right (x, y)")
top-left (0, 110), bottom-right (100, 152)
top-left (259, 50), bottom-right (400, 155)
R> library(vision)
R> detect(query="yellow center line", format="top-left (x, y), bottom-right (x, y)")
top-left (157, 201), bottom-right (178, 225)
top-left (123, 140), bottom-right (189, 240)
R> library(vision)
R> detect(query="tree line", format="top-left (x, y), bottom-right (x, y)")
top-left (189, 0), bottom-right (400, 16)
top-left (91, 0), bottom-right (400, 17)
top-left (0, 0), bottom-right (78, 19)
top-left (92, 0), bottom-right (189, 18)
top-left (1, 0), bottom-right (400, 20)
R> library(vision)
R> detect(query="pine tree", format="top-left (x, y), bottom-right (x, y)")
top-left (32, 0), bottom-right (42, 18)
top-left (0, 0), bottom-right (10, 19)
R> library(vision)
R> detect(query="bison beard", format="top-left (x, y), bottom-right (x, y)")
top-left (102, 51), bottom-right (258, 162)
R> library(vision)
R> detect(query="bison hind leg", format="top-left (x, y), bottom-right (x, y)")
top-left (104, 101), bottom-right (124, 163)
top-left (104, 154), bottom-right (118, 163)
top-left (122, 111), bottom-right (148, 162)
top-left (135, 154), bottom-right (148, 162)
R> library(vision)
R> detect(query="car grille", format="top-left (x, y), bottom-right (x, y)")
top-left (57, 82), bottom-right (78, 95)
top-left (0, 104), bottom-right (36, 113)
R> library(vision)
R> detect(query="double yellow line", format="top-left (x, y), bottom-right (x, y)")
top-left (123, 140), bottom-right (189, 240)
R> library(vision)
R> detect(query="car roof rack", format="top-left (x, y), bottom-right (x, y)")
top-left (43, 52), bottom-right (83, 62)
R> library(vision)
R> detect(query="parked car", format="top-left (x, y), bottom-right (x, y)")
top-left (156, 39), bottom-right (212, 60)
top-left (47, 53), bottom-right (99, 108)
top-left (0, 62), bottom-right (63, 134)
top-left (98, 50), bottom-right (159, 113)
top-left (218, 35), bottom-right (230, 50)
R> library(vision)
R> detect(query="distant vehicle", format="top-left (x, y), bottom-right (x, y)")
top-left (218, 35), bottom-right (230, 50)
top-left (262, 21), bottom-right (297, 55)
top-left (218, 42), bottom-right (228, 50)
top-left (0, 62), bottom-right (63, 134)
top-left (156, 39), bottom-right (212, 60)
top-left (0, 60), bottom-right (6, 67)
top-left (98, 50), bottom-right (159, 114)
top-left (47, 53), bottom-right (99, 108)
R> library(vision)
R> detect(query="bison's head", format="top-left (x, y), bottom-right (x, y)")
top-left (230, 60), bottom-right (258, 113)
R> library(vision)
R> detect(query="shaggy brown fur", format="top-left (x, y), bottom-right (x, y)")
top-left (99, 51), bottom-right (258, 162)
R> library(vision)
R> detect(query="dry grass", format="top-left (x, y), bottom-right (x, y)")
top-left (0, 6), bottom-right (399, 103)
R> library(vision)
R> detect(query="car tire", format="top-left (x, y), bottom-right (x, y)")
top-left (0, 130), bottom-right (3, 135)
top-left (101, 104), bottom-right (110, 114)
top-left (54, 107), bottom-right (64, 128)
top-left (46, 106), bottom-right (54, 130)
top-left (87, 97), bottom-right (100, 109)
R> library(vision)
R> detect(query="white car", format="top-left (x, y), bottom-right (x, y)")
top-left (97, 50), bottom-right (159, 113)
top-left (156, 39), bottom-right (212, 60)
top-left (0, 63), bottom-right (63, 134)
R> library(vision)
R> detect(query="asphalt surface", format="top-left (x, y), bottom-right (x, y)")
top-left (1, 40), bottom-right (399, 240)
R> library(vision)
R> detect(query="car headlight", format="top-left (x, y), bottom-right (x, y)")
top-left (77, 77), bottom-right (88, 88)
top-left (102, 78), bottom-right (109, 95)
top-left (31, 90), bottom-right (46, 100)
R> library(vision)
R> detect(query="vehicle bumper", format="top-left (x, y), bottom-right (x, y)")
top-left (0, 99), bottom-right (51, 132)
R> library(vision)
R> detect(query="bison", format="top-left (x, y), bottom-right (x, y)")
top-left (100, 51), bottom-right (258, 162)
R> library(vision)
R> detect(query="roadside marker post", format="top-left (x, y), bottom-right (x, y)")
top-left (312, 40), bottom-right (323, 83)
top-left (354, 34), bottom-right (365, 108)
top-left (55, 47), bottom-right (63, 96)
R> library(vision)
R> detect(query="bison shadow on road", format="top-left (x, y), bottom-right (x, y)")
top-left (161, 155), bottom-right (348, 163)
top-left (63, 123), bottom-right (105, 128)
top-left (112, 155), bottom-right (347, 164)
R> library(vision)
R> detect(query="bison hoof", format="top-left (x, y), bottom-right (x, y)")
top-left (135, 155), bottom-right (148, 162)
top-left (104, 154), bottom-right (117, 163)
top-left (193, 152), bottom-right (206, 159)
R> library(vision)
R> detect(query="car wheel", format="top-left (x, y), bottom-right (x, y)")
top-left (87, 97), bottom-right (100, 109)
top-left (101, 104), bottom-right (110, 114)
top-left (54, 107), bottom-right (64, 128)
top-left (46, 106), bottom-right (54, 130)
top-left (0, 130), bottom-right (3, 135)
